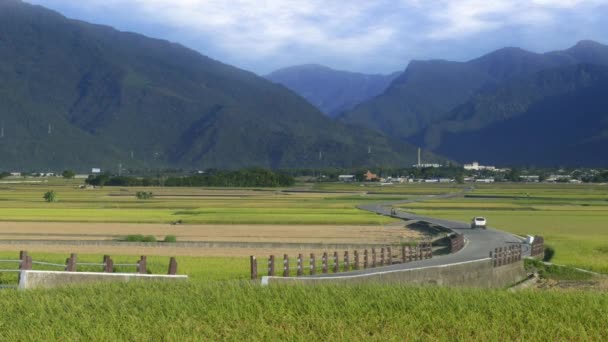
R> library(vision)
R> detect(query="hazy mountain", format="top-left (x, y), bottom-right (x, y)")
top-left (266, 64), bottom-right (399, 117)
top-left (413, 64), bottom-right (608, 166)
top-left (339, 41), bottom-right (608, 141)
top-left (0, 0), bottom-right (438, 171)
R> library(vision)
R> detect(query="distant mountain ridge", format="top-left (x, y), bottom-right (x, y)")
top-left (0, 0), bottom-right (437, 171)
top-left (339, 40), bottom-right (608, 141)
top-left (411, 63), bottom-right (608, 166)
top-left (266, 64), bottom-right (399, 117)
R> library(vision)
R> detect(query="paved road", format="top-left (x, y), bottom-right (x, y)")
top-left (307, 191), bottom-right (526, 278)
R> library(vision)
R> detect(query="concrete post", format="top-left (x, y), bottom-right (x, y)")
top-left (380, 248), bottom-right (385, 266)
top-left (66, 253), bottom-right (77, 272)
top-left (137, 256), bottom-right (147, 274)
top-left (168, 257), bottom-right (178, 275)
top-left (402, 246), bottom-right (406, 263)
top-left (283, 254), bottom-right (289, 277)
top-left (310, 253), bottom-right (316, 275)
top-left (354, 250), bottom-right (360, 270)
top-left (104, 255), bottom-right (113, 273)
top-left (268, 255), bottom-right (275, 277)
top-left (364, 249), bottom-right (369, 269)
top-left (333, 251), bottom-right (339, 273)
top-left (322, 252), bottom-right (328, 274)
top-left (250, 256), bottom-right (258, 280)
top-left (387, 247), bottom-right (392, 265)
top-left (371, 248), bottom-right (376, 268)
top-left (344, 251), bottom-right (350, 272)
top-left (19, 251), bottom-right (32, 271)
top-left (297, 254), bottom-right (303, 277)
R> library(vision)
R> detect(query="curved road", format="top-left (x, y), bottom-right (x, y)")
top-left (303, 190), bottom-right (526, 278)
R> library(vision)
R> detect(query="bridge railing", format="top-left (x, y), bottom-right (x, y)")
top-left (250, 243), bottom-right (433, 279)
top-left (490, 245), bottom-right (522, 267)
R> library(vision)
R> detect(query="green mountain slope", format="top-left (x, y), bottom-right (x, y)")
top-left (339, 42), bottom-right (608, 141)
top-left (0, 0), bottom-right (436, 171)
top-left (413, 64), bottom-right (608, 166)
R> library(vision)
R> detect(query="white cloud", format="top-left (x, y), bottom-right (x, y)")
top-left (26, 0), bottom-right (608, 73)
top-left (419, 0), bottom-right (608, 40)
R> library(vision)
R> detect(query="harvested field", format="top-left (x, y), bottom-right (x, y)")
top-left (0, 221), bottom-right (419, 244)
top-left (0, 243), bottom-right (353, 257)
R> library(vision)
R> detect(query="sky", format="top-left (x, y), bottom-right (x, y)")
top-left (25, 0), bottom-right (608, 75)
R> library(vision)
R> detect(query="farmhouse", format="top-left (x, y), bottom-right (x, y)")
top-left (338, 175), bottom-right (355, 182)
top-left (365, 171), bottom-right (379, 181)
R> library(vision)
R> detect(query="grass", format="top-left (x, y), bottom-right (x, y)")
top-left (0, 182), bottom-right (606, 339)
top-left (0, 282), bottom-right (606, 340)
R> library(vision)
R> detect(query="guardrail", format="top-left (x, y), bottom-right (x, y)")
top-left (249, 243), bottom-right (433, 279)
top-left (0, 251), bottom-right (179, 288)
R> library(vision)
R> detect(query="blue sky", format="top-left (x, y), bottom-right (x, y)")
top-left (25, 0), bottom-right (608, 75)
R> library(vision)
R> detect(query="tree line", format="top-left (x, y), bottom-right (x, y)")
top-left (85, 168), bottom-right (295, 188)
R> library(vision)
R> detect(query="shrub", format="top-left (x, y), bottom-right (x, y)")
top-left (123, 234), bottom-right (157, 242)
top-left (142, 235), bottom-right (157, 242)
top-left (163, 235), bottom-right (177, 243)
top-left (136, 191), bottom-right (154, 200)
top-left (43, 191), bottom-right (56, 203)
top-left (543, 246), bottom-right (555, 262)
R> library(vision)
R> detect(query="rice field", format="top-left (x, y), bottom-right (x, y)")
top-left (0, 282), bottom-right (606, 341)
top-left (0, 184), bottom-right (400, 225)
top-left (399, 183), bottom-right (608, 273)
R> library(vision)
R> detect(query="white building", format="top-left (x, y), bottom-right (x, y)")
top-left (464, 161), bottom-right (496, 171)
top-left (338, 175), bottom-right (355, 182)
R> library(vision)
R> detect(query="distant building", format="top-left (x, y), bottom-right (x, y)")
top-left (338, 175), bottom-right (355, 182)
top-left (414, 163), bottom-right (442, 168)
top-left (464, 161), bottom-right (496, 171)
top-left (475, 178), bottom-right (495, 183)
top-left (91, 168), bottom-right (101, 174)
top-left (10, 172), bottom-right (21, 177)
top-left (520, 175), bottom-right (540, 182)
top-left (365, 171), bottom-right (379, 181)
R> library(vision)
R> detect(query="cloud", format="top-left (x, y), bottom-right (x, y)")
top-left (25, 0), bottom-right (608, 73)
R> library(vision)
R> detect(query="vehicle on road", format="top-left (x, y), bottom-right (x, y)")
top-left (471, 217), bottom-right (487, 229)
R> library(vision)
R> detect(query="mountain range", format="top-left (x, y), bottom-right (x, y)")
top-left (3, 0), bottom-right (607, 170)
top-left (0, 0), bottom-right (435, 171)
top-left (276, 41), bottom-right (608, 166)
top-left (265, 65), bottom-right (398, 117)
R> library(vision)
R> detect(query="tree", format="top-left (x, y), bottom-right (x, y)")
top-left (62, 170), bottom-right (76, 179)
top-left (43, 191), bottom-right (56, 203)
top-left (505, 168), bottom-right (521, 182)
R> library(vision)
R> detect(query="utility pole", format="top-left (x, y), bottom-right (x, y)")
top-left (48, 124), bottom-right (52, 135)
top-left (118, 163), bottom-right (122, 177)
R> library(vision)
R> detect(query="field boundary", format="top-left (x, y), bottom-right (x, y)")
top-left (0, 239), bottom-right (394, 249)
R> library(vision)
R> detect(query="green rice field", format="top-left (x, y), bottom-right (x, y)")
top-left (399, 183), bottom-right (608, 273)
top-left (0, 281), bottom-right (606, 340)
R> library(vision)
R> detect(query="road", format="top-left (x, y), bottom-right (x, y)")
top-left (307, 190), bottom-right (526, 278)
